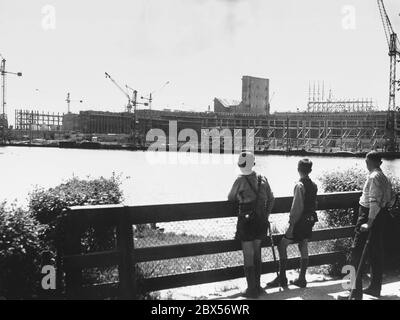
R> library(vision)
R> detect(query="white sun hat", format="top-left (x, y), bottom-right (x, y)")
top-left (237, 151), bottom-right (255, 176)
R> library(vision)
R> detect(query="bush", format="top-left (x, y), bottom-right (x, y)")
top-left (29, 174), bottom-right (124, 252)
top-left (29, 173), bottom-right (123, 225)
top-left (319, 166), bottom-right (366, 228)
top-left (0, 202), bottom-right (46, 299)
top-left (0, 174), bottom-right (138, 299)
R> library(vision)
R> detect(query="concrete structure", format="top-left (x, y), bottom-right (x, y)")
top-left (62, 113), bottom-right (80, 132)
top-left (214, 76), bottom-right (270, 115)
top-left (241, 76), bottom-right (270, 115)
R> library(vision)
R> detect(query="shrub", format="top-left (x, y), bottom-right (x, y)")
top-left (0, 202), bottom-right (46, 299)
top-left (29, 173), bottom-right (123, 225)
top-left (319, 166), bottom-right (366, 229)
top-left (26, 174), bottom-right (157, 299)
top-left (28, 173), bottom-right (124, 252)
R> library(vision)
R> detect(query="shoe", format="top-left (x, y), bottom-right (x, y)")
top-left (256, 285), bottom-right (266, 295)
top-left (363, 286), bottom-right (381, 298)
top-left (241, 288), bottom-right (259, 299)
top-left (242, 266), bottom-right (259, 299)
top-left (337, 291), bottom-right (362, 300)
top-left (290, 278), bottom-right (307, 288)
top-left (266, 276), bottom-right (288, 288)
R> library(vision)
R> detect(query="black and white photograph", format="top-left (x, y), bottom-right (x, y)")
top-left (1, 0), bottom-right (400, 307)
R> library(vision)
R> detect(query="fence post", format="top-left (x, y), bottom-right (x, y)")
top-left (62, 211), bottom-right (84, 299)
top-left (116, 207), bottom-right (136, 299)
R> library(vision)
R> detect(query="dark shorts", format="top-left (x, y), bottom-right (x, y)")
top-left (235, 215), bottom-right (267, 242)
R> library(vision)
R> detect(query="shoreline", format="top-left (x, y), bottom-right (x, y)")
top-left (1, 142), bottom-right (399, 159)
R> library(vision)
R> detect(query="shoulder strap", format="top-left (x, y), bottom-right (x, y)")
top-left (244, 175), bottom-right (261, 198)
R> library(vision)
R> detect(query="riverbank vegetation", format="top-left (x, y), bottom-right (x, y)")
top-left (0, 174), bottom-right (125, 299)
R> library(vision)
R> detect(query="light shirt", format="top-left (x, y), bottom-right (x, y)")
top-left (359, 168), bottom-right (392, 219)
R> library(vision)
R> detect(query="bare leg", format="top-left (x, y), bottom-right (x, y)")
top-left (290, 239), bottom-right (309, 288)
top-left (241, 241), bottom-right (257, 297)
top-left (242, 241), bottom-right (255, 267)
top-left (253, 240), bottom-right (263, 292)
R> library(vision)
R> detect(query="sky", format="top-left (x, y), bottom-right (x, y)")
top-left (0, 0), bottom-right (400, 125)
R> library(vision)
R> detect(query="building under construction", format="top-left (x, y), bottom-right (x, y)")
top-left (58, 74), bottom-right (399, 152)
top-left (15, 109), bottom-right (64, 131)
top-left (12, 109), bottom-right (65, 140)
top-left (135, 108), bottom-right (392, 152)
top-left (60, 107), bottom-right (394, 152)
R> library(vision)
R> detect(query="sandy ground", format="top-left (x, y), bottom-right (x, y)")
top-left (157, 270), bottom-right (400, 300)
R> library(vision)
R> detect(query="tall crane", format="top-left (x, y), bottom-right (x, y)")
top-left (105, 72), bottom-right (133, 113)
top-left (140, 81), bottom-right (170, 130)
top-left (377, 0), bottom-right (400, 151)
top-left (0, 54), bottom-right (22, 143)
top-left (65, 92), bottom-right (83, 114)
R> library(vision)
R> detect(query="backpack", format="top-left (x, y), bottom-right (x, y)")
top-left (238, 175), bottom-right (261, 223)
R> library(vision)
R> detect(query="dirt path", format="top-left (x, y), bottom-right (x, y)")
top-left (158, 271), bottom-right (400, 300)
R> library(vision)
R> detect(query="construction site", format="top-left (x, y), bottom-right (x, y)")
top-left (1, 0), bottom-right (400, 154)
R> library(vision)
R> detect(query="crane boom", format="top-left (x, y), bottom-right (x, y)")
top-left (105, 72), bottom-right (132, 112)
top-left (378, 0), bottom-right (400, 50)
top-left (377, 0), bottom-right (400, 151)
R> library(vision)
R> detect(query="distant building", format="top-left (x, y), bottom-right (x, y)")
top-left (63, 111), bottom-right (135, 134)
top-left (62, 113), bottom-right (80, 132)
top-left (214, 76), bottom-right (270, 116)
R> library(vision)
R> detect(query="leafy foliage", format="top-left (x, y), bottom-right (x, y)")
top-left (29, 173), bottom-right (124, 252)
top-left (0, 174), bottom-right (127, 299)
top-left (29, 173), bottom-right (123, 225)
top-left (0, 202), bottom-right (46, 299)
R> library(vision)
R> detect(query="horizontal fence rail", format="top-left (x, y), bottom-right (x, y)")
top-left (57, 191), bottom-right (362, 300)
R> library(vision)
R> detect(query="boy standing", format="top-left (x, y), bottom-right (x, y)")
top-left (267, 159), bottom-right (318, 288)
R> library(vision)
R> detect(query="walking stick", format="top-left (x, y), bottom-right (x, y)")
top-left (268, 223), bottom-right (279, 278)
top-left (349, 230), bottom-right (373, 300)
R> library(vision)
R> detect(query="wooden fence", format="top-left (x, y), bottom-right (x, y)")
top-left (56, 191), bottom-right (362, 299)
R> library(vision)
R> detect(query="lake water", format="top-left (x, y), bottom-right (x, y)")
top-left (1, 146), bottom-right (400, 207)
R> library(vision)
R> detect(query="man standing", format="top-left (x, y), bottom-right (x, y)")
top-left (338, 151), bottom-right (393, 300)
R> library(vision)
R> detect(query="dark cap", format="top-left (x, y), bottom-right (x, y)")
top-left (298, 158), bottom-right (313, 174)
top-left (366, 151), bottom-right (382, 163)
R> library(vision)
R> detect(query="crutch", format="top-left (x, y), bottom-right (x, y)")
top-left (349, 230), bottom-right (373, 300)
top-left (268, 223), bottom-right (280, 278)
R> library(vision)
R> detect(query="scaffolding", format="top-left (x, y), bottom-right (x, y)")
top-left (15, 109), bottom-right (64, 131)
top-left (307, 81), bottom-right (377, 113)
top-left (252, 113), bottom-right (387, 152)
